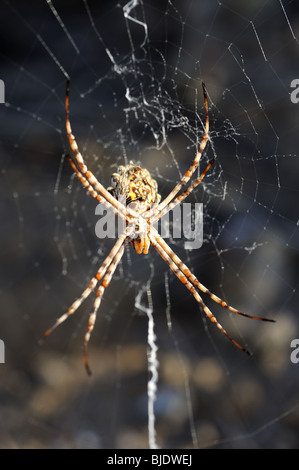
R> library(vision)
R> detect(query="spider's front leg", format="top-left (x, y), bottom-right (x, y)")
top-left (83, 241), bottom-right (127, 375)
top-left (149, 230), bottom-right (274, 356)
top-left (43, 232), bottom-right (129, 375)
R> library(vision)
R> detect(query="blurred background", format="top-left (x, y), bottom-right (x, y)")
top-left (0, 0), bottom-right (299, 449)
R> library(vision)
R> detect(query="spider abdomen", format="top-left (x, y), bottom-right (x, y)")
top-left (108, 161), bottom-right (161, 206)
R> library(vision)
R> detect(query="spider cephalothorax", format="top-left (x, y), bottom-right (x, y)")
top-left (44, 80), bottom-right (274, 375)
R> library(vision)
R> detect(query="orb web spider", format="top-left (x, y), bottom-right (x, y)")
top-left (44, 80), bottom-right (274, 375)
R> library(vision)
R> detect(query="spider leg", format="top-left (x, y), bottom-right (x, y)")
top-left (65, 80), bottom-right (127, 218)
top-left (154, 158), bottom-right (215, 223)
top-left (152, 229), bottom-right (274, 323)
top-left (157, 82), bottom-right (209, 212)
top-left (67, 156), bottom-right (126, 221)
top-left (150, 231), bottom-right (274, 354)
top-left (149, 233), bottom-right (253, 355)
top-left (83, 242), bottom-right (126, 375)
top-left (43, 232), bottom-right (128, 339)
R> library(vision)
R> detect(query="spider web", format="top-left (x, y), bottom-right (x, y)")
top-left (0, 0), bottom-right (299, 450)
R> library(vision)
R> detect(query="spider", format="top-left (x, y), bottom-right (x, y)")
top-left (44, 80), bottom-right (274, 375)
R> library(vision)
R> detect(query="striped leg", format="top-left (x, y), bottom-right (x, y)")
top-left (152, 229), bottom-right (274, 323)
top-left (157, 82), bottom-right (209, 212)
top-left (149, 234), bottom-right (251, 355)
top-left (44, 232), bottom-right (128, 339)
top-left (65, 80), bottom-right (127, 218)
top-left (150, 232), bottom-right (274, 355)
top-left (83, 242), bottom-right (126, 375)
top-left (67, 156), bottom-right (126, 221)
top-left (154, 158), bottom-right (215, 223)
